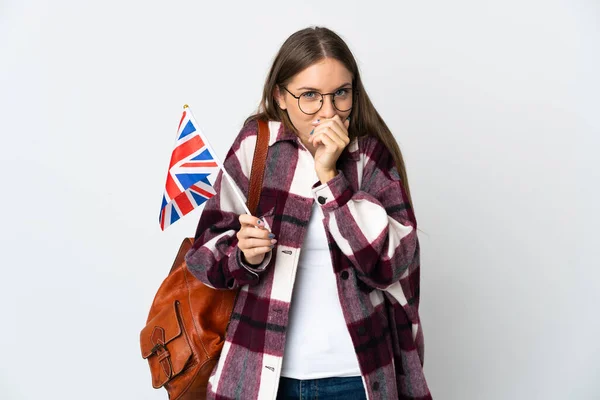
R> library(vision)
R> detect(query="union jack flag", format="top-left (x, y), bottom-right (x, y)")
top-left (159, 106), bottom-right (221, 230)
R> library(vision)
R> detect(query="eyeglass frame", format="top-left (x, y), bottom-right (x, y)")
top-left (281, 86), bottom-right (355, 115)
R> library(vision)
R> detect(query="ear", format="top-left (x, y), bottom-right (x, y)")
top-left (273, 86), bottom-right (287, 110)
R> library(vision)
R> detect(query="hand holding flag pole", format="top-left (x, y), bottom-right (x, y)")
top-left (159, 105), bottom-right (269, 231)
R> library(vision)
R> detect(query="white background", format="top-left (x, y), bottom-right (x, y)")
top-left (1, 0), bottom-right (598, 399)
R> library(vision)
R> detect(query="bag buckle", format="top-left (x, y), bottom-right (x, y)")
top-left (151, 342), bottom-right (167, 354)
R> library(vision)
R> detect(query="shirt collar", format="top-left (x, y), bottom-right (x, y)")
top-left (268, 121), bottom-right (297, 146)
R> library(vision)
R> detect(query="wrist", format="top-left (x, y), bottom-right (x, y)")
top-left (317, 169), bottom-right (338, 184)
top-left (241, 251), bottom-right (265, 266)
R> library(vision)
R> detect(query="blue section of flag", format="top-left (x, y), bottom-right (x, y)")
top-left (170, 206), bottom-right (181, 225)
top-left (190, 149), bottom-right (213, 161)
top-left (175, 173), bottom-right (211, 190)
top-left (190, 191), bottom-right (209, 207)
top-left (178, 120), bottom-right (196, 140)
top-left (159, 196), bottom-right (168, 222)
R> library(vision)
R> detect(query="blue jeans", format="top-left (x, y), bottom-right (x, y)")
top-left (276, 376), bottom-right (367, 400)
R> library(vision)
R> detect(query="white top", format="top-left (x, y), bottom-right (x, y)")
top-left (280, 202), bottom-right (362, 379)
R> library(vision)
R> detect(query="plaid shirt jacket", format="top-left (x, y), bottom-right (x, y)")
top-left (185, 120), bottom-right (431, 400)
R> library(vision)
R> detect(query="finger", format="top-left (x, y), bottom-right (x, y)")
top-left (239, 214), bottom-right (267, 229)
top-left (329, 119), bottom-right (350, 145)
top-left (310, 126), bottom-right (339, 146)
top-left (310, 131), bottom-right (324, 147)
top-left (330, 115), bottom-right (350, 136)
top-left (239, 237), bottom-right (276, 250)
top-left (324, 122), bottom-right (349, 144)
top-left (238, 226), bottom-right (275, 240)
top-left (329, 132), bottom-right (347, 150)
top-left (313, 131), bottom-right (339, 150)
top-left (315, 128), bottom-right (346, 149)
top-left (310, 122), bottom-right (348, 146)
top-left (311, 131), bottom-right (331, 147)
top-left (243, 246), bottom-right (274, 258)
top-left (318, 120), bottom-right (345, 139)
top-left (314, 119), bottom-right (345, 136)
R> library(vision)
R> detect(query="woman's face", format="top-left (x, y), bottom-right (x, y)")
top-left (275, 58), bottom-right (353, 142)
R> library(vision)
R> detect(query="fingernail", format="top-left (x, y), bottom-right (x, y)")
top-left (309, 129), bottom-right (314, 135)
top-left (268, 233), bottom-right (275, 239)
top-left (271, 239), bottom-right (277, 244)
top-left (269, 244), bottom-right (275, 249)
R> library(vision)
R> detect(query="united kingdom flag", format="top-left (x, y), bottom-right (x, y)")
top-left (159, 106), bottom-right (221, 230)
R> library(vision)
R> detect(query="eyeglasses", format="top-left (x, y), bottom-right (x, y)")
top-left (282, 86), bottom-right (354, 115)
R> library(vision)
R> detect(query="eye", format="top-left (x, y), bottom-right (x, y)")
top-left (301, 91), bottom-right (318, 99)
top-left (335, 88), bottom-right (350, 97)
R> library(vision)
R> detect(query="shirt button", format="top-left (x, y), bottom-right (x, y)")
top-left (372, 381), bottom-right (380, 391)
top-left (341, 271), bottom-right (349, 280)
top-left (317, 196), bottom-right (327, 204)
top-left (357, 326), bottom-right (366, 335)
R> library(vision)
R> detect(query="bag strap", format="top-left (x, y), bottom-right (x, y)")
top-left (246, 119), bottom-right (270, 215)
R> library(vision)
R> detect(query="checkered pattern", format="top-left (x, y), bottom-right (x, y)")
top-left (185, 120), bottom-right (431, 400)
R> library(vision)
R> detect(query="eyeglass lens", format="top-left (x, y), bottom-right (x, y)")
top-left (298, 89), bottom-right (353, 114)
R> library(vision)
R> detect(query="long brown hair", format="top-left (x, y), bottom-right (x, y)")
top-left (246, 26), bottom-right (415, 211)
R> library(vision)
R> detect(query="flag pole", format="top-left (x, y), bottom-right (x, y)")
top-left (184, 105), bottom-right (270, 230)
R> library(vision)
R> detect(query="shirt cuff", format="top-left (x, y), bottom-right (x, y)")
top-left (312, 170), bottom-right (354, 211)
top-left (225, 247), bottom-right (273, 288)
top-left (240, 248), bottom-right (273, 273)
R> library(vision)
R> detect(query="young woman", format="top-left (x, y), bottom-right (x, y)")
top-left (185, 26), bottom-right (431, 400)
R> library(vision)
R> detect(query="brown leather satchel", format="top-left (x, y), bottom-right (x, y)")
top-left (140, 119), bottom-right (270, 399)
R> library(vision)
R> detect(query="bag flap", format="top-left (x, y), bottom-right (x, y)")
top-left (140, 301), bottom-right (182, 359)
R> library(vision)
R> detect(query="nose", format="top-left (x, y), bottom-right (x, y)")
top-left (318, 94), bottom-right (337, 119)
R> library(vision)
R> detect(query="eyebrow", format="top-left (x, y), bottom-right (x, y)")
top-left (295, 83), bottom-right (352, 92)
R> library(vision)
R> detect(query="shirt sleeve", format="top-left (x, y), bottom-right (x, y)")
top-left (312, 136), bottom-right (419, 294)
top-left (184, 121), bottom-right (273, 290)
